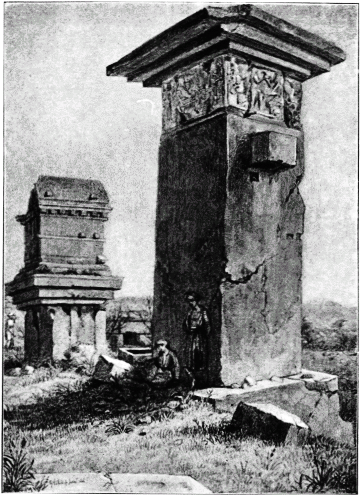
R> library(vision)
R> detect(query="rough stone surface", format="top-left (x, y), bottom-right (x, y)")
top-left (250, 131), bottom-right (297, 168)
top-left (108, 6), bottom-right (345, 390)
top-left (22, 365), bottom-right (35, 375)
top-left (232, 401), bottom-right (308, 443)
top-left (52, 306), bottom-right (71, 361)
top-left (7, 367), bottom-right (22, 377)
top-left (109, 474), bottom-right (212, 493)
top-left (36, 473), bottom-right (113, 493)
top-left (118, 347), bottom-right (152, 365)
top-left (95, 308), bottom-right (107, 352)
top-left (154, 115), bottom-right (227, 385)
top-left (194, 369), bottom-right (353, 445)
top-left (35, 473), bottom-right (212, 493)
top-left (66, 344), bottom-right (99, 370)
top-left (93, 355), bottom-right (133, 382)
top-left (70, 307), bottom-right (81, 345)
top-left (79, 306), bottom-right (96, 345)
top-left (243, 376), bottom-right (257, 387)
top-left (6, 176), bottom-right (121, 365)
top-left (153, 109), bottom-right (304, 385)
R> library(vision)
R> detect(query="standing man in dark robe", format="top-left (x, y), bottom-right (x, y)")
top-left (183, 291), bottom-right (211, 382)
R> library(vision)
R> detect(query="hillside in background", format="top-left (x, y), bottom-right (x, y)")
top-left (303, 299), bottom-right (357, 331)
top-left (106, 296), bottom-right (152, 314)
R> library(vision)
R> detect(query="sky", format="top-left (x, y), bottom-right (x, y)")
top-left (4, 2), bottom-right (358, 306)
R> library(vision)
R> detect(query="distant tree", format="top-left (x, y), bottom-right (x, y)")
top-left (301, 317), bottom-right (314, 348)
top-left (106, 303), bottom-right (132, 351)
top-left (131, 297), bottom-right (153, 335)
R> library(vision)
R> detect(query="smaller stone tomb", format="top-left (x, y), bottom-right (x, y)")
top-left (6, 176), bottom-right (122, 365)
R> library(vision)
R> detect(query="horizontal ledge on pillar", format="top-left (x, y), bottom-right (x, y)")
top-left (138, 29), bottom-right (322, 86)
top-left (107, 5), bottom-right (345, 85)
top-left (128, 29), bottom-right (228, 85)
top-left (17, 299), bottom-right (110, 309)
top-left (39, 235), bottom-right (105, 242)
top-left (227, 41), bottom-right (312, 80)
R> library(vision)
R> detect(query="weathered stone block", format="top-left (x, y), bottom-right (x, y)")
top-left (95, 308), bottom-right (107, 352)
top-left (70, 307), bottom-right (81, 345)
top-left (118, 347), bottom-right (152, 365)
top-left (51, 306), bottom-right (71, 361)
top-left (250, 131), bottom-right (297, 168)
top-left (232, 401), bottom-right (308, 444)
top-left (194, 369), bottom-right (353, 445)
top-left (24, 308), bottom-right (40, 364)
top-left (6, 176), bottom-right (122, 365)
top-left (107, 5), bottom-right (345, 388)
top-left (79, 306), bottom-right (96, 345)
top-left (35, 473), bottom-right (212, 494)
top-left (93, 355), bottom-right (133, 382)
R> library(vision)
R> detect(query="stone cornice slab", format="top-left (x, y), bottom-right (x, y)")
top-left (107, 4), bottom-right (345, 85)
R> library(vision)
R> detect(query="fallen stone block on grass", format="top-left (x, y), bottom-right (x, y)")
top-left (7, 367), bottom-right (22, 377)
top-left (22, 365), bottom-right (35, 375)
top-left (35, 472), bottom-right (212, 493)
top-left (232, 402), bottom-right (309, 444)
top-left (93, 355), bottom-right (133, 383)
top-left (35, 472), bottom-right (114, 493)
top-left (194, 370), bottom-right (354, 445)
top-left (109, 473), bottom-right (212, 493)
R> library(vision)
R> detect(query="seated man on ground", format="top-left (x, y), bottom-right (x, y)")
top-left (147, 339), bottom-right (180, 387)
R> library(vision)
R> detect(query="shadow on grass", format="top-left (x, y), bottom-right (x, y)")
top-left (4, 379), bottom-right (190, 431)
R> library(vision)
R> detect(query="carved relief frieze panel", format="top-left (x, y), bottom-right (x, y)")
top-left (249, 66), bottom-right (284, 120)
top-left (162, 57), bottom-right (302, 130)
top-left (284, 76), bottom-right (302, 130)
top-left (225, 56), bottom-right (251, 113)
top-left (162, 56), bottom-right (225, 129)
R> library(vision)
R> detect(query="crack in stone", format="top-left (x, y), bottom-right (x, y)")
top-left (223, 258), bottom-right (267, 285)
top-left (305, 390), bottom-right (323, 423)
top-left (303, 379), bottom-right (339, 397)
top-left (282, 173), bottom-right (303, 206)
top-left (260, 264), bottom-right (270, 333)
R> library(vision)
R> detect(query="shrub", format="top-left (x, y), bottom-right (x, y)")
top-left (295, 436), bottom-right (357, 493)
top-left (4, 347), bottom-right (25, 371)
top-left (3, 438), bottom-right (48, 492)
top-left (105, 415), bottom-right (136, 435)
top-left (336, 329), bottom-right (357, 351)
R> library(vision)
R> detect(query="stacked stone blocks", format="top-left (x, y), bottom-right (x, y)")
top-left (7, 176), bottom-right (122, 364)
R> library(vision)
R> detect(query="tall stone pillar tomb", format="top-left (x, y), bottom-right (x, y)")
top-left (6, 176), bottom-right (122, 365)
top-left (107, 5), bottom-right (345, 386)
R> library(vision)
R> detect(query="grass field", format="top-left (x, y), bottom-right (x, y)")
top-left (4, 360), bottom-right (357, 494)
top-left (3, 300), bottom-right (357, 493)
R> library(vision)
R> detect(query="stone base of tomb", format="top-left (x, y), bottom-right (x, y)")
top-left (194, 369), bottom-right (354, 445)
top-left (23, 304), bottom-right (109, 365)
top-left (7, 272), bottom-right (122, 365)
